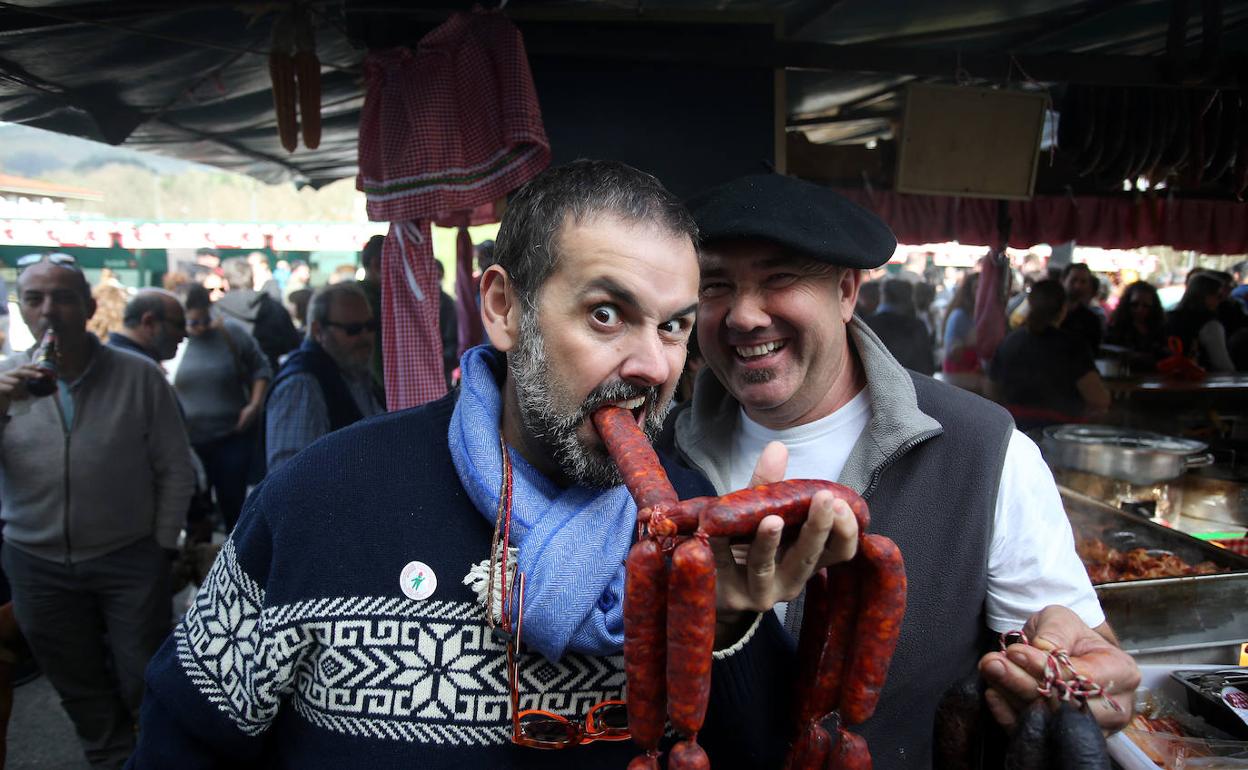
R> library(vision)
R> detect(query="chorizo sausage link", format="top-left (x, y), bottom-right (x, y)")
top-left (626, 752), bottom-right (660, 770)
top-left (623, 539), bottom-right (668, 750)
top-left (591, 407), bottom-right (678, 512)
top-left (829, 728), bottom-right (872, 770)
top-left (785, 721), bottom-right (832, 770)
top-left (660, 496), bottom-right (714, 535)
top-left (839, 535), bottom-right (907, 726)
top-left (700, 480), bottom-right (868, 538)
top-left (791, 569), bottom-right (831, 728)
top-left (666, 535), bottom-right (716, 738)
top-left (668, 739), bottom-right (711, 770)
top-left (812, 561), bottom-right (863, 720)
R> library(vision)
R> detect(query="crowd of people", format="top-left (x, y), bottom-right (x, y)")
top-left (854, 258), bottom-right (1248, 429)
top-left (7, 161), bottom-right (1231, 769)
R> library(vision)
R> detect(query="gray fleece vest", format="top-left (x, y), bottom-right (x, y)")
top-left (853, 375), bottom-right (1012, 769)
top-left (669, 320), bottom-right (1015, 769)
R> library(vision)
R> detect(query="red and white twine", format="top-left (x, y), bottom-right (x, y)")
top-left (999, 631), bottom-right (1124, 713)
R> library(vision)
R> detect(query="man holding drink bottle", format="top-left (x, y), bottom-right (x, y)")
top-left (0, 254), bottom-right (195, 769)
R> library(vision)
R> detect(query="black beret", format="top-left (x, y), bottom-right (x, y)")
top-left (690, 174), bottom-right (897, 269)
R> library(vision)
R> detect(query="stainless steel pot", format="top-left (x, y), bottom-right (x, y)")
top-left (1041, 425), bottom-right (1214, 485)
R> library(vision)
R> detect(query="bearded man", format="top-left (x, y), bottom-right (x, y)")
top-left (264, 282), bottom-right (385, 472)
top-left (128, 161), bottom-right (851, 769)
top-left (108, 289), bottom-right (187, 364)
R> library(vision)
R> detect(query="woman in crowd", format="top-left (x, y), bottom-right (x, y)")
top-left (988, 279), bottom-right (1110, 430)
top-left (174, 285), bottom-right (272, 531)
top-left (85, 280), bottom-right (128, 340)
top-left (942, 271), bottom-right (980, 372)
top-left (1105, 281), bottom-right (1168, 372)
top-left (1166, 272), bottom-right (1236, 372)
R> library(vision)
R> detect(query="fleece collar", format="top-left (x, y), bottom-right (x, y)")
top-left (675, 317), bottom-right (942, 495)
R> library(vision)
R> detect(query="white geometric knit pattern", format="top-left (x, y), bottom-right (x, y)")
top-left (176, 541), bottom-right (626, 744)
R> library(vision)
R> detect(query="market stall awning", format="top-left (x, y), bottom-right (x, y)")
top-left (1, 0), bottom-right (1246, 190)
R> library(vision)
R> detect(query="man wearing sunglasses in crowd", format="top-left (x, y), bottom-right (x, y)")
top-left (129, 161), bottom-right (853, 769)
top-left (264, 282), bottom-right (385, 472)
top-left (1, 253), bottom-right (195, 769)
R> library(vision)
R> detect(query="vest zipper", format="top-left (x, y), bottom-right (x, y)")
top-left (54, 396), bottom-right (73, 565)
top-left (862, 429), bottom-right (942, 500)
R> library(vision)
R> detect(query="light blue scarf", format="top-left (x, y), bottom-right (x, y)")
top-left (449, 345), bottom-right (635, 662)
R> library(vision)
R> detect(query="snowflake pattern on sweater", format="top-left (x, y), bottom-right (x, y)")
top-left (131, 398), bottom-right (794, 769)
top-left (176, 541), bottom-right (625, 745)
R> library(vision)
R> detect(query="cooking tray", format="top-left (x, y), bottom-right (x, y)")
top-left (1061, 488), bottom-right (1248, 656)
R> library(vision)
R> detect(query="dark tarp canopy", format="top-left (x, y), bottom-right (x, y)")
top-left (1, 0), bottom-right (1246, 190)
top-left (0, 2), bottom-right (366, 186)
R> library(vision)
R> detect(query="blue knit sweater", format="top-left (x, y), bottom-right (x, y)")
top-left (129, 393), bottom-right (797, 769)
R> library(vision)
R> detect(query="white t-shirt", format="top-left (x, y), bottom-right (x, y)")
top-left (728, 390), bottom-right (871, 490)
top-left (727, 395), bottom-right (1104, 633)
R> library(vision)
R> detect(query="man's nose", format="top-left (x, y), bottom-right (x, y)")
top-left (724, 290), bottom-right (770, 332)
top-left (619, 330), bottom-right (670, 387)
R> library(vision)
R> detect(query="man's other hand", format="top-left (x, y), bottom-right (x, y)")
top-left (0, 364), bottom-right (41, 415)
top-left (712, 441), bottom-right (859, 644)
top-left (979, 605), bottom-right (1139, 734)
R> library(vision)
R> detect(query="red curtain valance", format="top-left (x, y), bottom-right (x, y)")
top-left (835, 189), bottom-right (1248, 254)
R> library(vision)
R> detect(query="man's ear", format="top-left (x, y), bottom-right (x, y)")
top-left (479, 264), bottom-right (523, 352)
top-left (838, 268), bottom-right (864, 322)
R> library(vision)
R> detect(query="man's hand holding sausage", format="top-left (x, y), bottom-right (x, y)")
top-left (713, 441), bottom-right (860, 647)
top-left (979, 605), bottom-right (1140, 734)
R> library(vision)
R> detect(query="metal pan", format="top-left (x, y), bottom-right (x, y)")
top-left (1042, 424), bottom-right (1213, 485)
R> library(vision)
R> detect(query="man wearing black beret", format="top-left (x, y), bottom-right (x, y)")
top-left (664, 173), bottom-right (1139, 768)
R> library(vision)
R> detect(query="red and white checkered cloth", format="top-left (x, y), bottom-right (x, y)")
top-left (380, 222), bottom-right (443, 409)
top-left (358, 9), bottom-right (550, 409)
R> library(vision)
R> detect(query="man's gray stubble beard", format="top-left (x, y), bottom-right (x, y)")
top-left (740, 368), bottom-right (776, 385)
top-left (509, 306), bottom-right (671, 489)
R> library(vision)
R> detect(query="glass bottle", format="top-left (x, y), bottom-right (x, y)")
top-left (25, 330), bottom-right (57, 398)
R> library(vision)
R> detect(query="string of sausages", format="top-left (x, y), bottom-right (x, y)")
top-left (592, 406), bottom-right (909, 770)
top-left (996, 632), bottom-right (1116, 769)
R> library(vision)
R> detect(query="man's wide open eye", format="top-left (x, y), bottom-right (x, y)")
top-left (659, 318), bottom-right (689, 336)
top-left (591, 304), bottom-right (621, 326)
